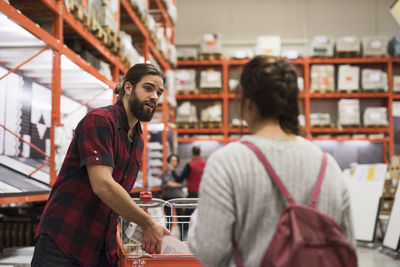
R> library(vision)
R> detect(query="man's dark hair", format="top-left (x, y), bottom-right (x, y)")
top-left (192, 146), bottom-right (201, 156)
top-left (167, 154), bottom-right (180, 165)
top-left (114, 63), bottom-right (166, 100)
top-left (240, 55), bottom-right (300, 135)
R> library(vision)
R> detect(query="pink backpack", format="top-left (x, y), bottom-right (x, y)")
top-left (234, 141), bottom-right (358, 267)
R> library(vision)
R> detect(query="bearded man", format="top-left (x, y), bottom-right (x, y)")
top-left (32, 63), bottom-right (171, 267)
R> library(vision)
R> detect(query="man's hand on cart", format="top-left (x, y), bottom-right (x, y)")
top-left (142, 220), bottom-right (171, 254)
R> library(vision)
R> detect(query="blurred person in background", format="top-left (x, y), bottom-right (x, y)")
top-left (188, 56), bottom-right (355, 267)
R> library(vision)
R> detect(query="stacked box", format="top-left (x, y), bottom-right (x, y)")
top-left (336, 36), bottom-right (360, 55)
top-left (168, 44), bottom-right (177, 66)
top-left (177, 47), bottom-right (197, 60)
top-left (310, 113), bottom-right (332, 126)
top-left (131, 0), bottom-right (148, 18)
top-left (388, 35), bottom-right (400, 57)
top-left (310, 36), bottom-right (334, 57)
top-left (119, 31), bottom-right (141, 66)
top-left (255, 36), bottom-right (281, 57)
top-left (175, 70), bottom-right (196, 91)
top-left (200, 70), bottom-right (222, 89)
top-left (363, 107), bottom-right (388, 126)
top-left (338, 65), bottom-right (360, 91)
top-left (201, 102), bottom-right (222, 122)
top-left (338, 99), bottom-right (360, 126)
top-left (361, 69), bottom-right (388, 92)
top-left (226, 48), bottom-right (254, 59)
top-left (362, 36), bottom-right (388, 57)
top-left (393, 75), bottom-right (400, 92)
top-left (200, 33), bottom-right (222, 54)
top-left (310, 65), bottom-right (335, 92)
top-left (176, 102), bottom-right (198, 123)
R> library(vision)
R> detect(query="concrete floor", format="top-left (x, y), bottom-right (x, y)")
top-left (357, 247), bottom-right (399, 267)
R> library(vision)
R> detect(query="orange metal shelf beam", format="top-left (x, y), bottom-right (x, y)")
top-left (393, 94), bottom-right (400, 99)
top-left (389, 57), bottom-right (400, 63)
top-left (154, 0), bottom-right (173, 26)
top-left (310, 127), bottom-right (389, 134)
top-left (120, 0), bottom-right (148, 38)
top-left (309, 92), bottom-right (389, 98)
top-left (176, 94), bottom-right (223, 100)
top-left (0, 194), bottom-right (49, 205)
top-left (177, 128), bottom-right (224, 134)
top-left (309, 57), bottom-right (389, 64)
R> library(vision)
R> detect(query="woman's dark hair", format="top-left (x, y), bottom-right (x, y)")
top-left (114, 63), bottom-right (166, 100)
top-left (167, 154), bottom-right (180, 165)
top-left (240, 55), bottom-right (300, 135)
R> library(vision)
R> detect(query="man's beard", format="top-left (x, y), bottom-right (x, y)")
top-left (128, 92), bottom-right (156, 122)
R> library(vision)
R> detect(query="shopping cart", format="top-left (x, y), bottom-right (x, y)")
top-left (117, 194), bottom-right (205, 267)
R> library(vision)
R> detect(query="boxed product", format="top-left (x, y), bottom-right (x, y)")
top-left (363, 107), bottom-right (388, 126)
top-left (175, 69), bottom-right (196, 91)
top-left (310, 65), bottom-right (335, 93)
top-left (388, 35), bottom-right (400, 57)
top-left (177, 47), bottom-right (198, 60)
top-left (338, 65), bottom-right (360, 91)
top-left (362, 36), bottom-right (388, 57)
top-left (361, 69), bottom-right (388, 91)
top-left (338, 99), bottom-right (360, 126)
top-left (393, 75), bottom-right (400, 92)
top-left (310, 113), bottom-right (332, 126)
top-left (200, 33), bottom-right (222, 54)
top-left (336, 36), bottom-right (360, 56)
top-left (298, 77), bottom-right (304, 92)
top-left (130, 0), bottom-right (148, 18)
top-left (255, 36), bottom-right (281, 57)
top-left (119, 31), bottom-right (141, 66)
top-left (176, 102), bottom-right (198, 123)
top-left (200, 70), bottom-right (222, 89)
top-left (226, 48), bottom-right (254, 59)
top-left (201, 102), bottom-right (222, 122)
top-left (310, 36), bottom-right (334, 57)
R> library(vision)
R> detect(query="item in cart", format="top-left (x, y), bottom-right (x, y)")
top-left (255, 36), bottom-right (281, 57)
top-left (393, 76), bottom-right (400, 93)
top-left (199, 70), bottom-right (222, 92)
top-left (310, 36), bottom-right (334, 57)
top-left (336, 36), bottom-right (360, 57)
top-left (363, 107), bottom-right (388, 127)
top-left (175, 69), bottom-right (196, 93)
top-left (199, 33), bottom-right (222, 58)
top-left (361, 69), bottom-right (388, 92)
top-left (338, 99), bottom-right (360, 126)
top-left (338, 65), bottom-right (360, 92)
top-left (310, 65), bottom-right (335, 93)
top-left (362, 36), bottom-right (388, 57)
top-left (388, 35), bottom-right (400, 57)
top-left (310, 113), bottom-right (332, 127)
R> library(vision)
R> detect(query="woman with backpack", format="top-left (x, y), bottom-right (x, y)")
top-left (188, 56), bottom-right (357, 267)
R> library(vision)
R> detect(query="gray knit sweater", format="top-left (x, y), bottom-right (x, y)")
top-left (188, 135), bottom-right (355, 267)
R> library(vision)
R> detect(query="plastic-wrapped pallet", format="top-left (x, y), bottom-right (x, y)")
top-left (102, 0), bottom-right (118, 32)
top-left (199, 33), bottom-right (222, 54)
top-left (361, 69), bottom-right (388, 92)
top-left (310, 65), bottom-right (335, 93)
top-left (99, 60), bottom-right (112, 80)
top-left (226, 47), bottom-right (254, 59)
top-left (201, 102), bottom-right (222, 122)
top-left (131, 0), bottom-right (148, 18)
top-left (298, 77), bottom-right (304, 92)
top-left (310, 113), bottom-right (331, 127)
top-left (168, 44), bottom-right (177, 66)
top-left (362, 36), bottom-right (388, 57)
top-left (166, 70), bottom-right (176, 107)
top-left (176, 102), bottom-right (198, 123)
top-left (200, 70), bottom-right (222, 89)
top-left (363, 107), bottom-right (388, 126)
top-left (177, 47), bottom-right (197, 60)
top-left (338, 65), bottom-right (360, 92)
top-left (336, 36), bottom-right (360, 56)
top-left (388, 35), bottom-right (400, 57)
top-left (310, 36), bottom-right (334, 57)
top-left (393, 76), bottom-right (400, 93)
top-left (338, 99), bottom-right (360, 126)
top-left (119, 31), bottom-right (142, 66)
top-left (175, 69), bottom-right (196, 92)
top-left (255, 36), bottom-right (281, 56)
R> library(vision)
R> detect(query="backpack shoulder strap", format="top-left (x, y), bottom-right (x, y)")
top-left (307, 152), bottom-right (328, 208)
top-left (241, 140), bottom-right (296, 206)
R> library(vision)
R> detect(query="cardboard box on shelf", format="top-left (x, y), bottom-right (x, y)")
top-left (199, 70), bottom-right (222, 90)
top-left (177, 47), bottom-right (198, 60)
top-left (255, 36), bottom-right (281, 57)
top-left (361, 69), bottom-right (388, 92)
top-left (391, 155), bottom-right (400, 167)
top-left (199, 33), bottom-right (222, 54)
top-left (310, 113), bottom-right (332, 127)
top-left (310, 65), bottom-right (335, 93)
top-left (310, 36), bottom-right (334, 57)
top-left (393, 76), bottom-right (400, 93)
top-left (200, 102), bottom-right (222, 124)
top-left (176, 102), bottom-right (198, 125)
top-left (175, 69), bottom-right (196, 92)
top-left (336, 36), bottom-right (360, 56)
top-left (338, 65), bottom-right (360, 91)
top-left (338, 99), bottom-right (360, 126)
top-left (362, 36), bottom-right (388, 57)
top-left (363, 107), bottom-right (388, 126)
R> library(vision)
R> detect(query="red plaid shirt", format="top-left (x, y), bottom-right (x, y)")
top-left (35, 101), bottom-right (143, 267)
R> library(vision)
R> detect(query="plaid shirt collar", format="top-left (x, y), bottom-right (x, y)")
top-left (115, 100), bottom-right (143, 134)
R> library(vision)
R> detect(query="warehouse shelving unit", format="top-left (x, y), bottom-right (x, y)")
top-left (177, 57), bottom-right (397, 161)
top-left (0, 0), bottom-right (175, 204)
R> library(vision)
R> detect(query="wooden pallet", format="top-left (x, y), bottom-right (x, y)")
top-left (336, 51), bottom-right (360, 58)
top-left (338, 88), bottom-right (360, 93)
top-left (176, 122), bottom-right (198, 129)
top-left (199, 88), bottom-right (221, 94)
top-left (176, 89), bottom-right (199, 95)
top-left (340, 124), bottom-right (361, 128)
top-left (199, 121), bottom-right (222, 128)
top-left (310, 89), bottom-right (335, 94)
top-left (361, 89), bottom-right (387, 93)
top-left (199, 53), bottom-right (223, 60)
top-left (229, 123), bottom-right (248, 128)
top-left (311, 123), bottom-right (335, 128)
top-left (178, 56), bottom-right (197, 61)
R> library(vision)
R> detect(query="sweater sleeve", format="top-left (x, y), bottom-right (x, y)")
top-left (340, 181), bottom-right (356, 245)
top-left (188, 152), bottom-right (235, 267)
